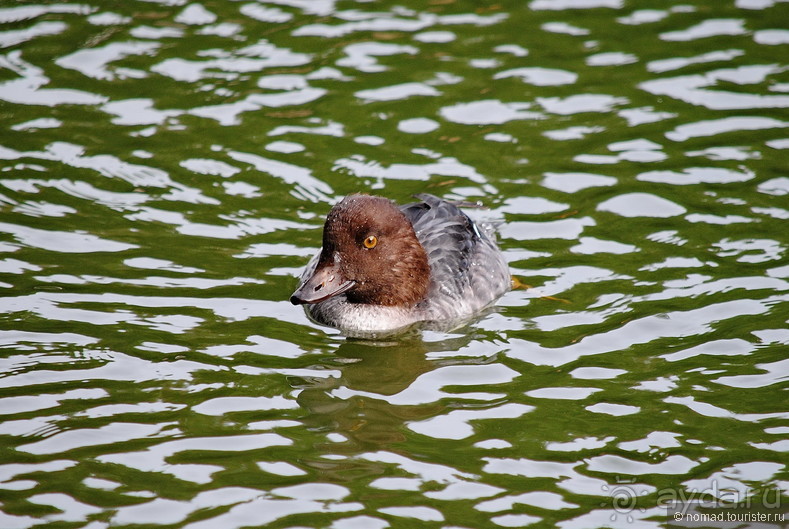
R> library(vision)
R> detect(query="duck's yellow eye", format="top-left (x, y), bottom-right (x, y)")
top-left (363, 235), bottom-right (378, 249)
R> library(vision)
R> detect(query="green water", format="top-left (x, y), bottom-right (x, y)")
top-left (0, 0), bottom-right (787, 528)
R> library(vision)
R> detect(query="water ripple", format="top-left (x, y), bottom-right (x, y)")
top-left (1, 0), bottom-right (786, 527)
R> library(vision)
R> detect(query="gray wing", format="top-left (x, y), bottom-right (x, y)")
top-left (401, 194), bottom-right (477, 298)
top-left (401, 194), bottom-right (509, 312)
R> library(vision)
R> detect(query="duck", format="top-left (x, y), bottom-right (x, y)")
top-left (290, 193), bottom-right (510, 335)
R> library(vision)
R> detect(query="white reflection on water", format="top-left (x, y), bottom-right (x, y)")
top-left (0, 51), bottom-right (107, 106)
top-left (541, 171), bottom-right (616, 192)
top-left (682, 461), bottom-right (784, 497)
top-left (414, 30), bottom-right (455, 43)
top-left (531, 0), bottom-right (623, 10)
top-left (686, 145), bottom-right (760, 161)
top-left (56, 41), bottom-right (157, 80)
top-left (499, 217), bottom-right (596, 240)
top-left (585, 402), bottom-right (640, 416)
top-left (538, 94), bottom-right (627, 115)
top-left (397, 117), bottom-right (439, 133)
top-left (0, 21), bottom-right (66, 48)
top-left (18, 422), bottom-right (166, 455)
top-left (265, 140), bottom-right (305, 153)
top-left (98, 433), bottom-right (292, 483)
top-left (641, 65), bottom-right (789, 110)
top-left (27, 493), bottom-right (102, 523)
top-left (754, 28), bottom-right (789, 44)
top-left (618, 105), bottom-right (676, 126)
top-left (527, 387), bottom-right (601, 400)
top-left (0, 222), bottom-right (135, 253)
top-left (258, 461), bottom-right (307, 477)
top-left (546, 436), bottom-right (614, 452)
top-left (666, 115), bottom-right (787, 141)
top-left (151, 39), bottom-right (312, 82)
top-left (713, 238), bottom-right (784, 263)
top-left (664, 396), bottom-right (789, 422)
top-left (477, 490), bottom-right (578, 512)
top-left (714, 358), bottom-right (789, 389)
top-left (1, 0), bottom-right (787, 527)
top-left (638, 166), bottom-right (754, 184)
top-left (15, 198), bottom-right (86, 218)
top-left (0, 330), bottom-right (96, 350)
top-left (483, 457), bottom-right (579, 479)
top-left (332, 363), bottom-right (518, 405)
top-left (660, 18), bottom-right (747, 41)
top-left (507, 298), bottom-right (775, 367)
top-left (542, 21), bottom-right (590, 35)
top-left (241, 4), bottom-right (293, 23)
top-left (662, 338), bottom-right (755, 362)
top-left (294, 10), bottom-right (506, 38)
top-left (360, 450), bottom-right (476, 483)
top-left (269, 119), bottom-right (345, 137)
top-left (570, 367), bottom-right (626, 380)
top-left (11, 117), bottom-right (62, 130)
top-left (1, 292), bottom-right (304, 326)
top-left (0, 388), bottom-right (106, 415)
top-left (87, 11), bottom-right (130, 26)
top-left (618, 431), bottom-right (682, 452)
top-left (647, 49), bottom-right (744, 73)
top-left (617, 9), bottom-right (668, 25)
top-left (588, 454), bottom-right (697, 475)
top-left (497, 196), bottom-right (568, 214)
top-left (758, 176), bottom-right (789, 195)
top-left (102, 98), bottom-right (180, 126)
top-left (425, 480), bottom-right (504, 500)
top-left (0, 4), bottom-right (91, 23)
top-left (597, 193), bottom-right (686, 217)
top-left (227, 150), bottom-right (332, 202)
top-left (175, 3), bottom-right (216, 25)
top-left (192, 396), bottom-right (299, 415)
top-left (494, 43), bottom-right (529, 56)
top-left (0, 257), bottom-right (40, 274)
top-left (571, 237), bottom-right (636, 255)
top-left (586, 51), bottom-right (638, 66)
top-left (189, 87), bottom-right (326, 126)
top-left (337, 42), bottom-right (417, 73)
top-left (440, 99), bottom-right (542, 125)
top-left (180, 495), bottom-right (361, 529)
top-left (0, 350), bottom-right (218, 390)
top-left (130, 25), bottom-right (184, 39)
top-left (179, 157), bottom-right (240, 177)
top-left (495, 67), bottom-right (578, 86)
top-left (355, 82), bottom-right (440, 102)
top-left (0, 141), bottom-right (196, 193)
top-left (334, 154), bottom-right (489, 185)
top-left (409, 403), bottom-right (534, 439)
top-left (686, 213), bottom-right (755, 224)
top-left (378, 505), bottom-right (443, 522)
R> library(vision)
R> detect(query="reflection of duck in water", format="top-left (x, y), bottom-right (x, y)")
top-left (291, 194), bottom-right (510, 336)
top-left (295, 333), bottom-right (482, 456)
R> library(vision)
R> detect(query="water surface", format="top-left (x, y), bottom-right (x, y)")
top-left (0, 0), bottom-right (787, 528)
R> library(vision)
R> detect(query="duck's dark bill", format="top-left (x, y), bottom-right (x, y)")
top-left (290, 261), bottom-right (355, 305)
